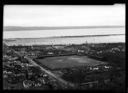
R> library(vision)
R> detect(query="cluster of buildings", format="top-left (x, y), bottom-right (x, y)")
top-left (22, 73), bottom-right (51, 89)
top-left (19, 44), bottom-right (124, 61)
top-left (3, 43), bottom-right (125, 90)
top-left (3, 48), bottom-right (57, 89)
top-left (56, 63), bottom-right (113, 89)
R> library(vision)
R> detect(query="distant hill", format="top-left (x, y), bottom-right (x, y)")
top-left (4, 26), bottom-right (124, 31)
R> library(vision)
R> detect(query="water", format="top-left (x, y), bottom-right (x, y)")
top-left (4, 35), bottom-right (125, 46)
top-left (3, 27), bottom-right (125, 46)
top-left (3, 27), bottom-right (125, 38)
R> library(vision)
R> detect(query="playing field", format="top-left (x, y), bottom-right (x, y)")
top-left (36, 56), bottom-right (107, 70)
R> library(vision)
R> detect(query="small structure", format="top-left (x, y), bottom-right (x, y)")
top-left (104, 66), bottom-right (109, 69)
top-left (47, 52), bottom-right (53, 55)
top-left (104, 79), bottom-right (110, 84)
top-left (78, 50), bottom-right (84, 53)
top-left (23, 80), bottom-right (34, 88)
top-left (92, 67), bottom-right (99, 70)
top-left (80, 81), bottom-right (99, 88)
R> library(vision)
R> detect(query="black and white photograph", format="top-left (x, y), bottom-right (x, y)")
top-left (3, 4), bottom-right (125, 91)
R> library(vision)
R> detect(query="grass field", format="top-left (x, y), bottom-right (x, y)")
top-left (36, 56), bottom-right (107, 70)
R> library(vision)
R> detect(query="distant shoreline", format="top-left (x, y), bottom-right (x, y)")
top-left (4, 26), bottom-right (125, 31)
top-left (3, 34), bottom-right (125, 40)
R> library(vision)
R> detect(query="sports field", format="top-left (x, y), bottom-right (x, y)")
top-left (36, 56), bottom-right (107, 70)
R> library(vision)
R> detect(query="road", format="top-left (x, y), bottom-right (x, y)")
top-left (24, 56), bottom-right (75, 88)
top-left (6, 45), bottom-right (75, 89)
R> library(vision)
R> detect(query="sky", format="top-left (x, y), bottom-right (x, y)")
top-left (3, 4), bottom-right (125, 38)
top-left (4, 4), bottom-right (125, 27)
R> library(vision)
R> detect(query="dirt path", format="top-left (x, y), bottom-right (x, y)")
top-left (24, 56), bottom-right (75, 88)
top-left (7, 44), bottom-right (75, 88)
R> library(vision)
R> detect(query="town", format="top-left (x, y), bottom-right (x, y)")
top-left (3, 42), bottom-right (125, 91)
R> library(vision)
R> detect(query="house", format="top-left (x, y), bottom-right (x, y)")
top-left (23, 80), bottom-right (34, 88)
top-left (92, 67), bottom-right (99, 70)
top-left (47, 52), bottom-right (53, 55)
top-left (78, 50), bottom-right (84, 53)
top-left (104, 66), bottom-right (109, 69)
